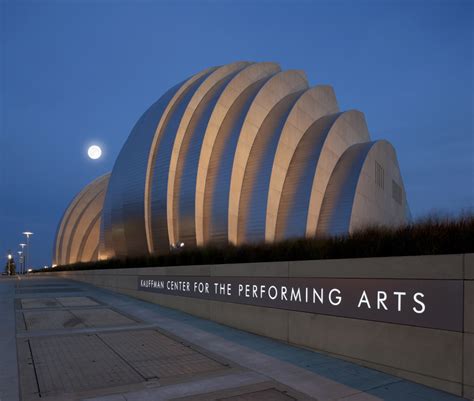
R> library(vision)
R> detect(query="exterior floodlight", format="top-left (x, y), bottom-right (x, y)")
top-left (7, 253), bottom-right (12, 260)
top-left (22, 232), bottom-right (33, 237)
top-left (27, 269), bottom-right (33, 273)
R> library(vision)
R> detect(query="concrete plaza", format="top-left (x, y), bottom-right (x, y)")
top-left (0, 275), bottom-right (467, 401)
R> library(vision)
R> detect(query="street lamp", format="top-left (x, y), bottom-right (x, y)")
top-left (22, 232), bottom-right (33, 274)
top-left (6, 251), bottom-right (12, 276)
top-left (17, 251), bottom-right (23, 274)
top-left (19, 244), bottom-right (26, 275)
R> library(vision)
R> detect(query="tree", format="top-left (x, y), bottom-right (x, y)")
top-left (9, 258), bottom-right (16, 275)
top-left (4, 254), bottom-right (16, 275)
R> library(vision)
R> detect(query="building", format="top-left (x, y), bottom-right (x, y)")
top-left (53, 62), bottom-right (410, 266)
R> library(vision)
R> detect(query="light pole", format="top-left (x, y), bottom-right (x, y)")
top-left (17, 251), bottom-right (23, 274)
top-left (7, 251), bottom-right (12, 275)
top-left (22, 232), bottom-right (33, 273)
top-left (19, 244), bottom-right (26, 274)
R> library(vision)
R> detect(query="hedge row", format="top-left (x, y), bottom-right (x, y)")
top-left (44, 214), bottom-right (474, 272)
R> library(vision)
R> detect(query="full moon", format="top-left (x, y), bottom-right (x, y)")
top-left (87, 145), bottom-right (102, 160)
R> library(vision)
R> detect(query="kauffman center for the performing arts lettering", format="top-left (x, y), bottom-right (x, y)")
top-left (137, 276), bottom-right (463, 332)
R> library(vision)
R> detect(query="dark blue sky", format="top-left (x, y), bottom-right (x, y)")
top-left (1, 0), bottom-right (473, 268)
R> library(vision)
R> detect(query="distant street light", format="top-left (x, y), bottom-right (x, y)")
top-left (19, 244), bottom-right (26, 275)
top-left (22, 232), bottom-right (33, 274)
top-left (6, 250), bottom-right (13, 275)
top-left (17, 251), bottom-right (23, 274)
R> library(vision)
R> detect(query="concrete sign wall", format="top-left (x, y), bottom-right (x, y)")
top-left (43, 253), bottom-right (474, 399)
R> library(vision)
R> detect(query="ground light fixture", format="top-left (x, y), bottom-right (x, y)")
top-left (171, 242), bottom-right (185, 251)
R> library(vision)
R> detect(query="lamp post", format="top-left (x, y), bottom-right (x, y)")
top-left (19, 244), bottom-right (26, 275)
top-left (17, 251), bottom-right (23, 274)
top-left (22, 232), bottom-right (33, 273)
top-left (6, 251), bottom-right (12, 275)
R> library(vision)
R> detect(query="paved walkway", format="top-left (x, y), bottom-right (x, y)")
top-left (0, 275), bottom-right (467, 401)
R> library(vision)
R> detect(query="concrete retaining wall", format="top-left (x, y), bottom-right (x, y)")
top-left (42, 254), bottom-right (474, 399)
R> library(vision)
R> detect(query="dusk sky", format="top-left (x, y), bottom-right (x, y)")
top-left (1, 0), bottom-right (473, 268)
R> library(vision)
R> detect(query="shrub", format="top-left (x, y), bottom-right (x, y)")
top-left (43, 213), bottom-right (474, 272)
